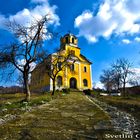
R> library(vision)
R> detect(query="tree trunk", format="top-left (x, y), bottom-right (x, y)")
top-left (23, 73), bottom-right (31, 101)
top-left (117, 80), bottom-right (120, 92)
top-left (52, 79), bottom-right (55, 96)
top-left (123, 81), bottom-right (126, 97)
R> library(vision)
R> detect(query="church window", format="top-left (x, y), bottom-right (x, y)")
top-left (83, 79), bottom-right (88, 86)
top-left (70, 64), bottom-right (74, 71)
top-left (57, 76), bottom-right (62, 86)
top-left (72, 37), bottom-right (75, 44)
top-left (84, 66), bottom-right (87, 72)
top-left (57, 62), bottom-right (62, 70)
top-left (66, 37), bottom-right (69, 43)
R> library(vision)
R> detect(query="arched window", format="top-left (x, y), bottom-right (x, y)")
top-left (57, 76), bottom-right (62, 87)
top-left (57, 62), bottom-right (62, 70)
top-left (84, 66), bottom-right (87, 72)
top-left (70, 77), bottom-right (77, 89)
top-left (83, 79), bottom-right (88, 86)
top-left (66, 37), bottom-right (69, 43)
top-left (70, 64), bottom-right (74, 71)
top-left (72, 37), bottom-right (75, 44)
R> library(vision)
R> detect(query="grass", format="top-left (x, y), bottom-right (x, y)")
top-left (0, 92), bottom-right (117, 140)
top-left (0, 92), bottom-right (62, 118)
top-left (98, 95), bottom-right (140, 106)
top-left (97, 95), bottom-right (140, 119)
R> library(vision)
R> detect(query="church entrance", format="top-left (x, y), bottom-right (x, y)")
top-left (70, 78), bottom-right (77, 89)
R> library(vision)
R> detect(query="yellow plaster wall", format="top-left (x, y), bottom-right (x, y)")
top-left (65, 44), bottom-right (80, 57)
top-left (31, 34), bottom-right (92, 91)
top-left (30, 66), bottom-right (50, 91)
top-left (81, 63), bottom-right (92, 89)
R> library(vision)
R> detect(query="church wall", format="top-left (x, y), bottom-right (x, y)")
top-left (81, 63), bottom-right (92, 90)
top-left (31, 33), bottom-right (93, 92)
top-left (30, 66), bottom-right (51, 92)
top-left (65, 44), bottom-right (80, 56)
top-left (66, 62), bottom-right (80, 89)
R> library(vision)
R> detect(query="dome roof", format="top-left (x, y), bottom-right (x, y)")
top-left (64, 33), bottom-right (77, 39)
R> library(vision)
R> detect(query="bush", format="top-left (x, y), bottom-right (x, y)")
top-left (83, 89), bottom-right (91, 96)
top-left (62, 88), bottom-right (70, 94)
top-left (56, 89), bottom-right (59, 92)
top-left (91, 90), bottom-right (100, 97)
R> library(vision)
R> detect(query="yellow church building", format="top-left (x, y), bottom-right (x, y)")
top-left (31, 33), bottom-right (93, 92)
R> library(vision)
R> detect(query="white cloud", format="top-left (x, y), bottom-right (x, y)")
top-left (94, 82), bottom-right (104, 89)
top-left (75, 0), bottom-right (140, 43)
top-left (75, 11), bottom-right (93, 27)
top-left (122, 39), bottom-right (131, 44)
top-left (134, 37), bottom-right (140, 42)
top-left (131, 68), bottom-right (140, 74)
top-left (18, 59), bottom-right (36, 72)
top-left (9, 1), bottom-right (60, 26)
top-left (17, 59), bottom-right (36, 83)
top-left (0, 0), bottom-right (59, 44)
top-left (126, 68), bottom-right (140, 87)
top-left (0, 0), bottom-right (60, 28)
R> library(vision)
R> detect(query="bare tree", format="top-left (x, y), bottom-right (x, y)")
top-left (111, 67), bottom-right (122, 91)
top-left (44, 50), bottom-right (76, 95)
top-left (128, 72), bottom-right (140, 86)
top-left (112, 58), bottom-right (133, 97)
top-left (0, 15), bottom-right (52, 101)
top-left (100, 59), bottom-right (134, 96)
top-left (100, 69), bottom-right (114, 94)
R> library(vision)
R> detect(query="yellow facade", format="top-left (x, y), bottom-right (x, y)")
top-left (31, 34), bottom-right (92, 91)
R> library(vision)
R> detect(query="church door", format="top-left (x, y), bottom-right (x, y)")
top-left (70, 78), bottom-right (77, 89)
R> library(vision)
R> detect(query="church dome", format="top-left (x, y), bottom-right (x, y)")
top-left (60, 33), bottom-right (78, 46)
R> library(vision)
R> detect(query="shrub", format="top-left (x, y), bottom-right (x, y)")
top-left (56, 89), bottom-right (59, 92)
top-left (83, 89), bottom-right (91, 96)
top-left (62, 88), bottom-right (70, 94)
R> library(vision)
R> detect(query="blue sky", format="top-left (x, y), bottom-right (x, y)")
top-left (0, 0), bottom-right (140, 87)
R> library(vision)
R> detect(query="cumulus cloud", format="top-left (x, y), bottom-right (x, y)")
top-left (126, 68), bottom-right (140, 86)
top-left (131, 68), bottom-right (140, 75)
top-left (74, 0), bottom-right (140, 43)
top-left (122, 39), bottom-right (131, 44)
top-left (17, 59), bottom-right (36, 83)
top-left (94, 82), bottom-right (104, 89)
top-left (134, 37), bottom-right (140, 42)
top-left (0, 0), bottom-right (59, 28)
top-left (18, 59), bottom-right (36, 72)
top-left (9, 1), bottom-right (59, 26)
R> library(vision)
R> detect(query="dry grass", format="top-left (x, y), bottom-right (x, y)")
top-left (0, 92), bottom-right (114, 140)
top-left (98, 96), bottom-right (140, 120)
top-left (99, 96), bottom-right (140, 106)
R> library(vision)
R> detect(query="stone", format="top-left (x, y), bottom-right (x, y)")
top-left (61, 112), bottom-right (72, 117)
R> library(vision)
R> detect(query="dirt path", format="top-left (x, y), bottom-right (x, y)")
top-left (89, 97), bottom-right (140, 134)
top-left (0, 93), bottom-right (111, 140)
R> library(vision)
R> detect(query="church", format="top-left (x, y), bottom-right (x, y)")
top-left (30, 33), bottom-right (93, 92)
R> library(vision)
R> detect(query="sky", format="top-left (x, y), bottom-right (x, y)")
top-left (0, 0), bottom-right (140, 88)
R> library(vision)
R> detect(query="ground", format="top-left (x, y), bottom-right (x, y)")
top-left (97, 95), bottom-right (140, 120)
top-left (0, 92), bottom-right (112, 140)
top-left (1, 92), bottom-right (138, 140)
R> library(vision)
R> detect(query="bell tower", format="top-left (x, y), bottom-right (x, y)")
top-left (60, 33), bottom-right (78, 50)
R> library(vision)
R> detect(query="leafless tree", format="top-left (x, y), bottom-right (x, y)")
top-left (128, 73), bottom-right (140, 86)
top-left (111, 67), bottom-right (122, 91)
top-left (0, 15), bottom-right (52, 101)
top-left (44, 50), bottom-right (76, 95)
top-left (112, 58), bottom-right (133, 97)
top-left (100, 58), bottom-right (134, 96)
top-left (100, 69), bottom-right (114, 94)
